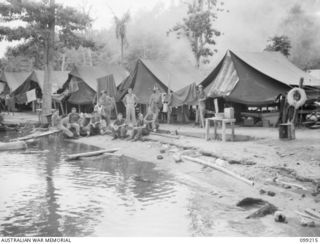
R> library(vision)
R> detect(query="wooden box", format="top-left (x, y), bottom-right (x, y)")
top-left (279, 123), bottom-right (295, 140)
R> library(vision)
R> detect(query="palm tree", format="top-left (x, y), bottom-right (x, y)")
top-left (114, 11), bottom-right (130, 63)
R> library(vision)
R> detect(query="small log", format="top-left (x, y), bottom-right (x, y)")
top-left (150, 132), bottom-right (180, 139)
top-left (246, 203), bottom-right (278, 219)
top-left (274, 178), bottom-right (308, 191)
top-left (66, 148), bottom-right (120, 161)
top-left (11, 130), bottom-right (60, 142)
top-left (0, 141), bottom-right (27, 151)
top-left (296, 211), bottom-right (320, 223)
top-left (305, 209), bottom-right (320, 220)
top-left (182, 156), bottom-right (254, 186)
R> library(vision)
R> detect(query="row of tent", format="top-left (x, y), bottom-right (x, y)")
top-left (1, 50), bottom-right (320, 111)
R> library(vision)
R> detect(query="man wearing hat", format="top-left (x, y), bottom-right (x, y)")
top-left (198, 85), bottom-right (206, 128)
top-left (149, 86), bottom-right (162, 118)
top-left (123, 88), bottom-right (137, 125)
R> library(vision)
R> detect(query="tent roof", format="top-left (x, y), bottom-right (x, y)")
top-left (140, 59), bottom-right (208, 91)
top-left (201, 50), bottom-right (320, 105)
top-left (118, 59), bottom-right (209, 104)
top-left (202, 50), bottom-right (298, 105)
top-left (231, 50), bottom-right (320, 87)
top-left (0, 71), bottom-right (33, 93)
top-left (32, 70), bottom-right (69, 93)
top-left (69, 65), bottom-right (129, 91)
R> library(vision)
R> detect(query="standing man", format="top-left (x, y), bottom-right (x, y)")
top-left (123, 88), bottom-right (137, 125)
top-left (149, 86), bottom-right (162, 121)
top-left (198, 85), bottom-right (206, 128)
top-left (166, 90), bottom-right (173, 124)
top-left (99, 90), bottom-right (113, 127)
top-left (5, 95), bottom-right (15, 115)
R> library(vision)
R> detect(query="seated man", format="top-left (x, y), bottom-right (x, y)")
top-left (78, 113), bottom-right (91, 137)
top-left (88, 107), bottom-right (102, 136)
top-left (51, 110), bottom-right (73, 138)
top-left (144, 107), bottom-right (159, 132)
top-left (130, 113), bottom-right (150, 141)
top-left (68, 107), bottom-right (81, 137)
top-left (111, 113), bottom-right (127, 139)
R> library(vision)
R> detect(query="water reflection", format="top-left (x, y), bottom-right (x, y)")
top-left (0, 135), bottom-right (192, 236)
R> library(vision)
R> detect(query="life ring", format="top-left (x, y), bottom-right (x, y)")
top-left (287, 88), bottom-right (307, 109)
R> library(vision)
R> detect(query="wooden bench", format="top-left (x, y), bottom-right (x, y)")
top-left (205, 117), bottom-right (236, 142)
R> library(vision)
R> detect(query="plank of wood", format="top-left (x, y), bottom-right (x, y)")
top-left (11, 130), bottom-right (60, 142)
top-left (150, 132), bottom-right (180, 139)
top-left (0, 141), bottom-right (27, 151)
top-left (296, 211), bottom-right (320, 223)
top-left (182, 155), bottom-right (254, 186)
top-left (66, 148), bottom-right (120, 161)
top-left (274, 179), bottom-right (308, 191)
top-left (305, 209), bottom-right (320, 220)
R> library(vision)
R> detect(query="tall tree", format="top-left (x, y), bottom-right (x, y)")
top-left (265, 35), bottom-right (292, 57)
top-left (168, 0), bottom-right (223, 68)
top-left (110, 9), bottom-right (130, 64)
top-left (0, 0), bottom-right (92, 119)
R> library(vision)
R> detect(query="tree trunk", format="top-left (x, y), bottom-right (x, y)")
top-left (195, 36), bottom-right (200, 68)
top-left (42, 0), bottom-right (55, 123)
top-left (88, 48), bottom-right (93, 66)
top-left (61, 53), bottom-right (66, 71)
top-left (120, 37), bottom-right (124, 63)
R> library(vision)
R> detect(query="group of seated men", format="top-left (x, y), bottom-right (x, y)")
top-left (51, 105), bottom-right (159, 141)
top-left (51, 106), bottom-right (106, 138)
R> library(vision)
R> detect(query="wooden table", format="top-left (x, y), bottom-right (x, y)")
top-left (205, 117), bottom-right (236, 142)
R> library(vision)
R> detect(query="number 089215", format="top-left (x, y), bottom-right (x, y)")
top-left (300, 238), bottom-right (318, 243)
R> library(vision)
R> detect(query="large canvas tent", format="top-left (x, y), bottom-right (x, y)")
top-left (33, 70), bottom-right (69, 94)
top-left (202, 50), bottom-right (320, 106)
top-left (117, 59), bottom-right (208, 104)
top-left (8, 70), bottom-right (69, 104)
top-left (0, 71), bottom-right (33, 96)
top-left (64, 65), bottom-right (129, 105)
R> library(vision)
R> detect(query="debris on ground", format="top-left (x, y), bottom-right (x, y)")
top-left (157, 155), bottom-right (164, 160)
top-left (300, 218), bottom-right (316, 227)
top-left (237, 197), bottom-right (278, 219)
top-left (267, 191), bottom-right (276, 197)
top-left (228, 159), bottom-right (256, 166)
top-left (272, 177), bottom-right (308, 191)
top-left (246, 203), bottom-right (278, 219)
top-left (173, 153), bottom-right (182, 163)
top-left (133, 176), bottom-right (154, 183)
top-left (274, 211), bottom-right (287, 223)
top-left (259, 189), bottom-right (266, 195)
top-left (236, 197), bottom-right (267, 208)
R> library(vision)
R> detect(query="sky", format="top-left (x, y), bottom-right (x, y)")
top-left (0, 0), bottom-right (173, 57)
top-left (1, 0), bottom-right (320, 60)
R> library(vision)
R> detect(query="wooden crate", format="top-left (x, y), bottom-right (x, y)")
top-left (279, 123), bottom-right (295, 140)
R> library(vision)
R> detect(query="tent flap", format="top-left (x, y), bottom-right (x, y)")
top-left (171, 83), bottom-right (198, 107)
top-left (68, 77), bottom-right (95, 105)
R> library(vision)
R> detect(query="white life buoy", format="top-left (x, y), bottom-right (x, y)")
top-left (287, 88), bottom-right (307, 109)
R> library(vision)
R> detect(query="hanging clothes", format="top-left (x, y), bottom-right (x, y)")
top-left (26, 89), bottom-right (37, 103)
top-left (69, 79), bottom-right (79, 93)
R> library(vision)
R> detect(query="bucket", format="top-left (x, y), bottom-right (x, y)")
top-left (224, 107), bottom-right (234, 119)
